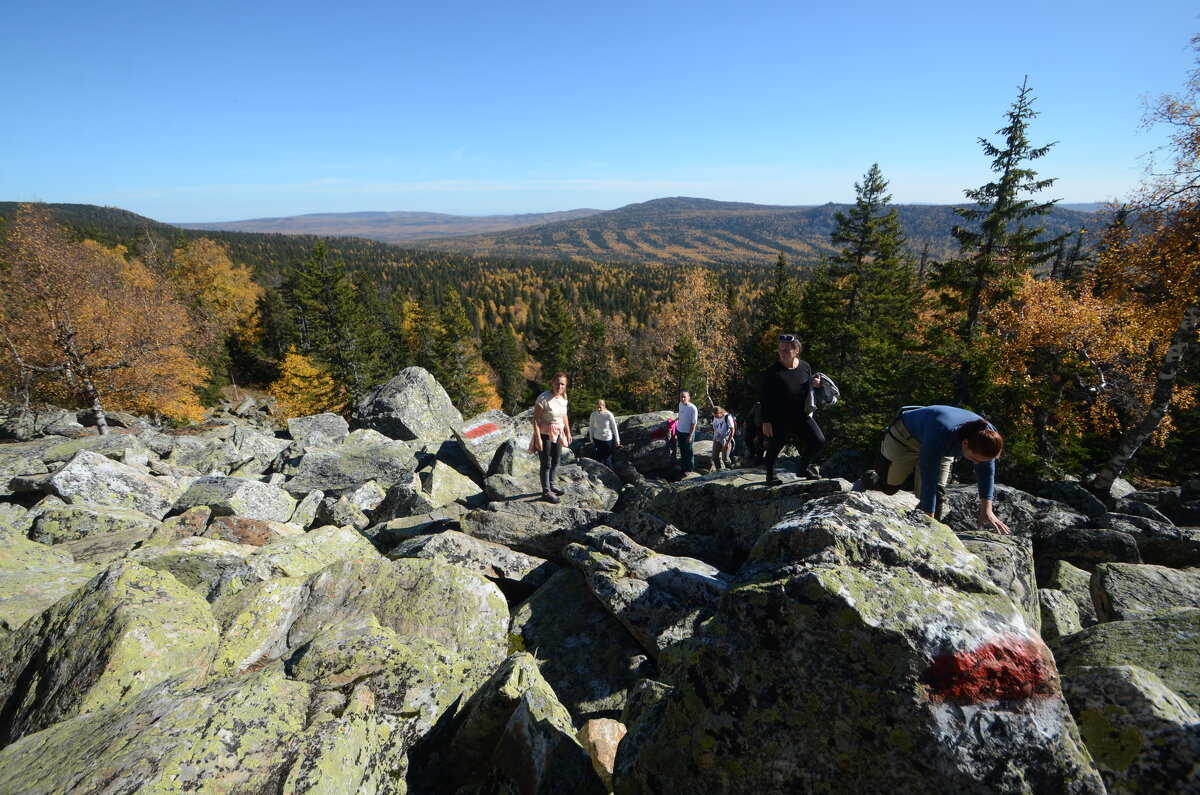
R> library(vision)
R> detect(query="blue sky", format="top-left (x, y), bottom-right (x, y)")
top-left (3, 1), bottom-right (1196, 222)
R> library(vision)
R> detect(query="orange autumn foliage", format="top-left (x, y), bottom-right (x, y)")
top-left (0, 204), bottom-right (207, 422)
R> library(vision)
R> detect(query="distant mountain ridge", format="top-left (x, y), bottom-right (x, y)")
top-left (412, 197), bottom-right (1104, 267)
top-left (178, 208), bottom-right (604, 243)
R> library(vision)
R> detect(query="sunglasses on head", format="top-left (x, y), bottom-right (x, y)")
top-left (779, 334), bottom-right (799, 343)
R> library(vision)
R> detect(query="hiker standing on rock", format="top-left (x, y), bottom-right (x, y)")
top-left (588, 399), bottom-right (621, 469)
top-left (761, 334), bottom-right (826, 485)
top-left (531, 372), bottom-right (572, 503)
top-left (710, 406), bottom-right (736, 470)
top-left (676, 390), bottom-right (699, 474)
top-left (873, 405), bottom-right (1010, 534)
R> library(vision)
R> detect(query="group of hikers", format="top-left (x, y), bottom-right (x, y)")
top-left (529, 333), bottom-right (1010, 534)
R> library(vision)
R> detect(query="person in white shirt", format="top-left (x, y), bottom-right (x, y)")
top-left (676, 390), bottom-right (699, 473)
top-left (710, 405), bottom-right (736, 470)
top-left (588, 399), bottom-right (621, 469)
top-left (530, 372), bottom-right (572, 503)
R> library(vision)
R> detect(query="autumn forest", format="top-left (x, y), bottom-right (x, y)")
top-left (3, 68), bottom-right (1200, 491)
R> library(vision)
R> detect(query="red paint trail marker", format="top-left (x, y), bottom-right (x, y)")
top-left (922, 636), bottom-right (1056, 703)
top-left (463, 422), bottom-right (500, 441)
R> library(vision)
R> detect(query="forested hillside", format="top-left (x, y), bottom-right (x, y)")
top-left (414, 196), bottom-right (1100, 268)
top-left (2, 75), bottom-right (1197, 489)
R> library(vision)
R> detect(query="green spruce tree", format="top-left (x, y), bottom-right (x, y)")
top-left (931, 78), bottom-right (1064, 402)
top-left (431, 288), bottom-right (490, 415)
top-left (532, 287), bottom-right (579, 382)
top-left (482, 321), bottom-right (528, 415)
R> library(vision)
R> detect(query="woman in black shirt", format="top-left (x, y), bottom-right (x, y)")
top-left (761, 334), bottom-right (826, 485)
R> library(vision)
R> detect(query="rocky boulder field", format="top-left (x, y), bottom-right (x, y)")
top-left (0, 367), bottom-right (1198, 793)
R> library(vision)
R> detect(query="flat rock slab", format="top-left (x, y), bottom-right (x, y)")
top-left (174, 475), bottom-right (297, 523)
top-left (1091, 563), bottom-right (1200, 622)
top-left (0, 533), bottom-right (99, 635)
top-left (48, 450), bottom-right (180, 520)
top-left (390, 530), bottom-right (558, 592)
top-left (1055, 608), bottom-right (1200, 713)
top-left (202, 515), bottom-right (304, 547)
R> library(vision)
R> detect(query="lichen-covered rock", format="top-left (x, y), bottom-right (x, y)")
top-left (420, 459), bottom-right (485, 508)
top-left (0, 532), bottom-right (99, 635)
top-left (1038, 527), bottom-right (1143, 572)
top-left (1034, 480), bottom-right (1108, 519)
top-left (47, 450), bottom-right (180, 520)
top-left (485, 460), bottom-right (620, 511)
top-left (608, 411), bottom-right (679, 475)
top-left (958, 530), bottom-right (1039, 631)
top-left (363, 510), bottom-right (462, 553)
top-left (281, 684), bottom-right (388, 795)
top-left (461, 502), bottom-right (610, 560)
top-left (201, 514), bottom-right (304, 546)
top-left (389, 530), bottom-right (559, 595)
top-left (242, 524), bottom-right (381, 585)
top-left (289, 613), bottom-right (472, 764)
top-left (613, 492), bottom-right (1102, 794)
top-left (643, 469), bottom-right (848, 568)
top-left (315, 494), bottom-right (371, 530)
top-left (0, 665), bottom-right (311, 794)
top-left (128, 536), bottom-right (256, 600)
top-left (287, 412), bottom-right (350, 446)
top-left (1055, 608), bottom-right (1200, 712)
top-left (562, 526), bottom-right (730, 658)
top-left (174, 474), bottom-right (298, 522)
top-left (1088, 512), bottom-right (1200, 568)
top-left (1040, 588), bottom-right (1084, 642)
top-left (943, 484), bottom-right (1088, 542)
top-left (281, 430), bottom-right (417, 496)
top-left (454, 409), bottom-right (518, 477)
top-left (509, 569), bottom-right (654, 721)
top-left (289, 489), bottom-right (324, 529)
top-left (426, 653), bottom-right (608, 794)
top-left (373, 473), bottom-right (438, 523)
top-left (602, 510), bottom-right (728, 566)
top-left (353, 366), bottom-right (463, 443)
top-left (0, 561), bottom-right (218, 745)
top-left (211, 576), bottom-right (307, 676)
top-left (1062, 665), bottom-right (1200, 794)
top-left (40, 433), bottom-right (150, 464)
top-left (1045, 559), bottom-right (1100, 627)
top-left (1091, 562), bottom-right (1200, 622)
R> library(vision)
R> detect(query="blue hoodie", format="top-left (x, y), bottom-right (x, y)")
top-left (901, 405), bottom-right (996, 513)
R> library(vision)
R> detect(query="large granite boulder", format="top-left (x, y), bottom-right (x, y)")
top-left (1061, 665), bottom-right (1200, 794)
top-left (420, 459), bottom-right (485, 508)
top-left (389, 530), bottom-right (559, 597)
top-left (509, 569), bottom-right (655, 721)
top-left (957, 530), bottom-right (1039, 631)
top-left (0, 561), bottom-right (218, 745)
top-left (1040, 588), bottom-right (1084, 642)
top-left (614, 492), bottom-right (1102, 793)
top-left (485, 460), bottom-right (620, 510)
top-left (942, 484), bottom-right (1089, 541)
top-left (46, 450), bottom-right (180, 520)
top-left (643, 469), bottom-right (848, 569)
top-left (353, 367), bottom-right (462, 443)
top-left (281, 429), bottom-right (417, 496)
top-left (460, 502), bottom-right (610, 560)
top-left (200, 515), bottom-right (303, 547)
top-left (1037, 527), bottom-right (1143, 574)
top-left (1054, 608), bottom-right (1200, 712)
top-left (0, 666), bottom-right (311, 793)
top-left (286, 412), bottom-right (350, 446)
top-left (0, 532), bottom-right (99, 636)
top-left (562, 526), bottom-right (730, 658)
top-left (1044, 559), bottom-right (1100, 627)
top-left (174, 475), bottom-right (297, 523)
top-left (128, 536), bottom-right (256, 601)
top-left (1087, 512), bottom-right (1200, 568)
top-left (1091, 563), bottom-right (1200, 622)
top-left (29, 504), bottom-right (161, 547)
top-left (610, 412), bottom-right (678, 474)
top-left (453, 409), bottom-right (518, 477)
top-left (418, 652), bottom-right (607, 794)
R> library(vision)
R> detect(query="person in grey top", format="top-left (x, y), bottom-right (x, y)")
top-left (676, 390), bottom-right (699, 474)
top-left (588, 399), bottom-right (621, 468)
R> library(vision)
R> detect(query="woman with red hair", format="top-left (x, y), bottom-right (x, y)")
top-left (874, 405), bottom-right (1009, 533)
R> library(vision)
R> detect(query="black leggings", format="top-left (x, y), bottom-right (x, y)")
top-left (538, 434), bottom-right (561, 493)
top-left (762, 415), bottom-right (826, 472)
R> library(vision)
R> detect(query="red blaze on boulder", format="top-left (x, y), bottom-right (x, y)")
top-left (463, 422), bottom-right (500, 440)
top-left (922, 636), bottom-right (1057, 703)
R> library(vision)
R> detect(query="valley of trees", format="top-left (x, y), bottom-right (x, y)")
top-left (3, 58), bottom-right (1199, 489)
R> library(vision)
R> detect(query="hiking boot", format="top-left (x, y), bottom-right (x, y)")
top-left (550, 486), bottom-right (565, 496)
top-left (798, 464), bottom-right (820, 480)
top-left (542, 491), bottom-right (560, 504)
top-left (859, 469), bottom-right (880, 490)
top-left (765, 469), bottom-right (782, 487)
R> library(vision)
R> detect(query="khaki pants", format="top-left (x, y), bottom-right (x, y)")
top-left (878, 418), bottom-right (952, 516)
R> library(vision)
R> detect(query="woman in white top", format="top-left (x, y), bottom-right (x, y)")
top-left (588, 399), bottom-right (621, 469)
top-left (531, 372), bottom-right (572, 503)
top-left (710, 406), bottom-right (736, 470)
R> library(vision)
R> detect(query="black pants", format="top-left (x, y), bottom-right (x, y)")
top-left (593, 439), bottom-right (614, 469)
top-left (763, 415), bottom-right (826, 473)
top-left (538, 434), bottom-right (561, 493)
